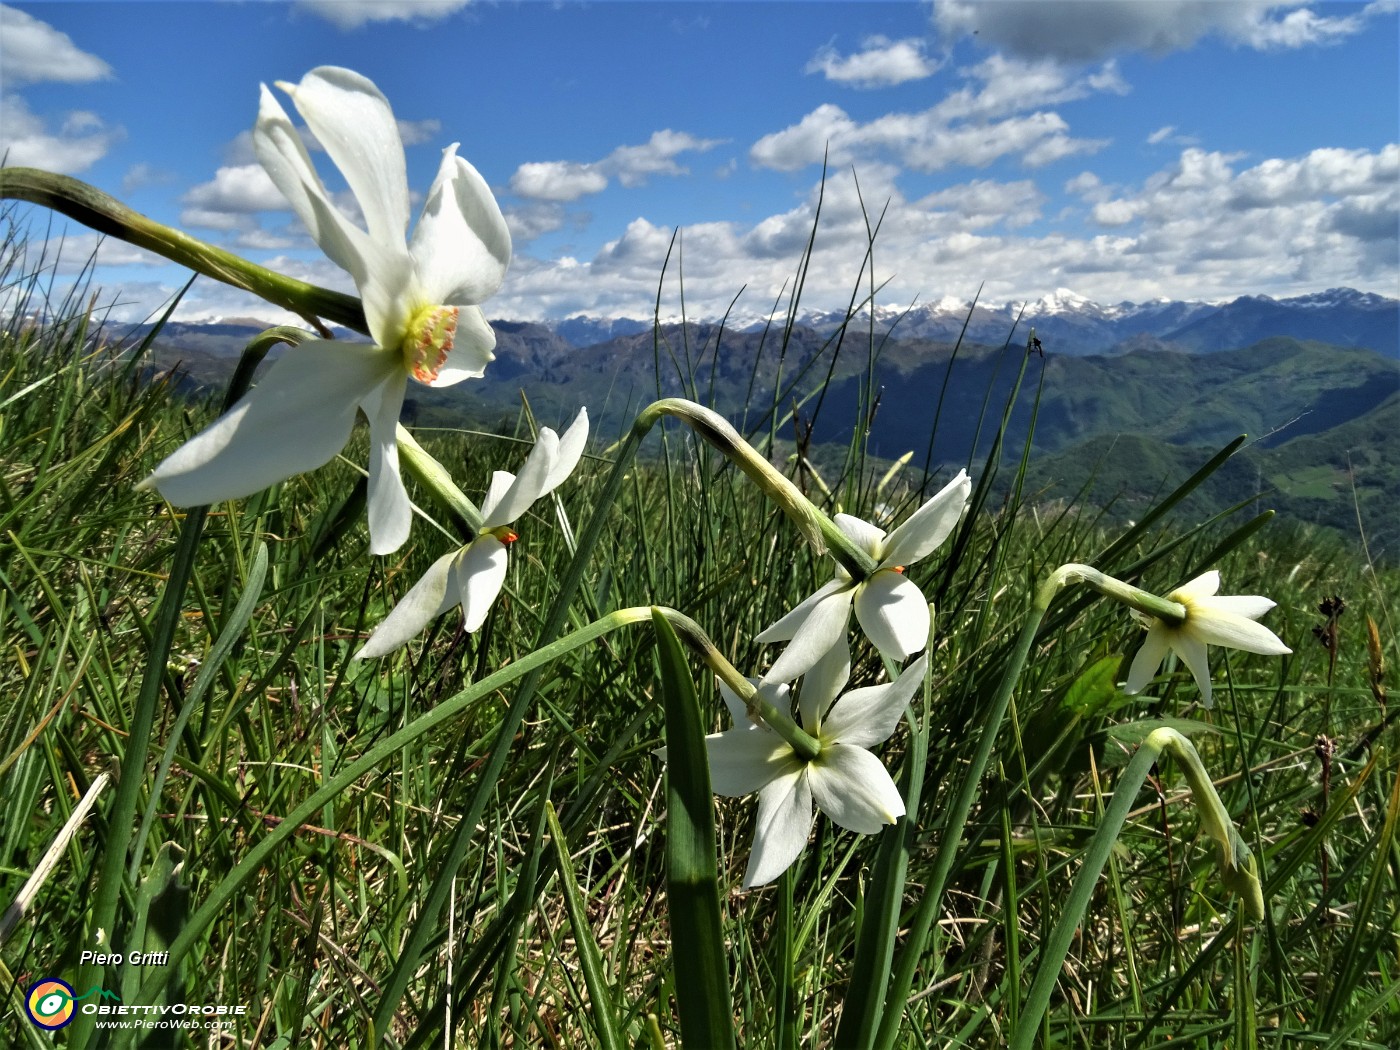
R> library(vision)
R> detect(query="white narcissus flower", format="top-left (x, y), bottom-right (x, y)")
top-left (1122, 570), bottom-right (1291, 708)
top-left (354, 410), bottom-right (588, 659)
top-left (707, 646), bottom-right (926, 888)
top-left (141, 66), bottom-right (511, 555)
top-left (756, 470), bottom-right (971, 682)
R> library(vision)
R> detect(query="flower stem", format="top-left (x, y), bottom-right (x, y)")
top-left (636, 398), bottom-right (878, 580)
top-left (656, 607), bottom-right (822, 762)
top-left (1043, 563), bottom-right (1187, 626)
top-left (395, 424), bottom-right (483, 536)
top-left (1011, 728), bottom-right (1263, 1049)
top-left (1, 167), bottom-right (366, 333)
top-left (877, 560), bottom-right (1181, 1048)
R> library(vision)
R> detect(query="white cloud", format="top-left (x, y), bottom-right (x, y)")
top-left (751, 55), bottom-right (1118, 174)
top-left (503, 201), bottom-right (572, 242)
top-left (0, 93), bottom-right (122, 173)
top-left (231, 228), bottom-right (303, 252)
top-left (510, 161), bottom-right (609, 203)
top-left (913, 179), bottom-right (1045, 229)
top-left (121, 162), bottom-right (176, 194)
top-left (1229, 145), bottom-right (1399, 208)
top-left (486, 138), bottom-right (1397, 323)
top-left (610, 130), bottom-right (724, 186)
top-left (805, 35), bottom-right (940, 88)
top-left (294, 0), bottom-right (471, 30)
top-left (749, 103), bottom-right (855, 171)
top-left (1074, 145), bottom-right (1398, 290)
top-left (394, 118), bottom-right (443, 147)
top-left (1066, 171), bottom-right (1111, 203)
top-left (179, 164), bottom-right (286, 229)
top-left (933, 0), bottom-right (1379, 62)
top-left (751, 103), bottom-right (1105, 174)
top-left (31, 231), bottom-right (165, 275)
top-left (510, 130), bottom-right (724, 202)
top-left (933, 55), bottom-right (1127, 123)
top-left (0, 5), bottom-right (112, 84)
top-left (1236, 5), bottom-right (1365, 48)
top-left (1091, 200), bottom-right (1140, 225)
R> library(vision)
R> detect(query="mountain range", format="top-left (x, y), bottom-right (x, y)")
top-left (550, 285), bottom-right (1397, 357)
top-left (132, 285), bottom-right (1399, 556)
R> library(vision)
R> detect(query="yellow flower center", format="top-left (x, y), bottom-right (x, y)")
top-left (403, 305), bottom-right (460, 383)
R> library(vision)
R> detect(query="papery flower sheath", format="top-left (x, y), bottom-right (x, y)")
top-left (1122, 570), bottom-right (1291, 708)
top-left (141, 66), bottom-right (511, 555)
top-left (355, 409), bottom-right (588, 658)
top-left (757, 470), bottom-right (971, 682)
top-left (707, 646), bottom-right (926, 887)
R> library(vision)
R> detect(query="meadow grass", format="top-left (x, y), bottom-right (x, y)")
top-left (1, 211), bottom-right (1398, 1049)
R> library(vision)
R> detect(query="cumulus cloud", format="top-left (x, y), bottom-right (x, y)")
top-left (1075, 144), bottom-right (1398, 288)
top-left (752, 55), bottom-right (1118, 173)
top-left (0, 93), bottom-right (122, 173)
top-left (510, 162), bottom-right (609, 203)
top-left (933, 0), bottom-right (1380, 62)
top-left (751, 105), bottom-right (1104, 174)
top-left (805, 35), bottom-right (940, 88)
top-left (22, 231), bottom-right (165, 276)
top-left (294, 0), bottom-right (471, 30)
top-left (509, 130), bottom-right (724, 202)
top-left (913, 179), bottom-right (1045, 229)
top-left (503, 201), bottom-right (573, 242)
top-left (0, 5), bottom-right (112, 84)
top-left (179, 164), bottom-right (286, 229)
top-left (485, 137), bottom-right (1397, 323)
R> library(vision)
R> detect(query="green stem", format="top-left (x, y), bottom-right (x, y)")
top-left (874, 590), bottom-right (1048, 1050)
top-left (368, 411), bottom-right (657, 1039)
top-left (1045, 563), bottom-right (1187, 626)
top-left (637, 397), bottom-right (878, 580)
top-left (0, 168), bottom-right (366, 333)
top-left (395, 424), bottom-right (483, 535)
top-left (367, 396), bottom-right (839, 1037)
top-left (1010, 728), bottom-right (1264, 1049)
top-left (662, 615), bottom-right (821, 760)
top-left (876, 561), bottom-right (1182, 1047)
top-left (1010, 743), bottom-right (1161, 1050)
top-left (134, 605), bottom-right (679, 1011)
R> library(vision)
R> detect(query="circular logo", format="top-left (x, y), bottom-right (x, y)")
top-left (25, 978), bottom-right (77, 1030)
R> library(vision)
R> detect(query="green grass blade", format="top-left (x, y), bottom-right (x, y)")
top-left (651, 608), bottom-right (735, 1050)
top-left (544, 801), bottom-right (626, 1050)
top-left (1011, 742), bottom-right (1161, 1050)
top-left (129, 541), bottom-right (268, 881)
top-left (834, 670), bottom-right (928, 1048)
top-left (67, 503), bottom-right (207, 1050)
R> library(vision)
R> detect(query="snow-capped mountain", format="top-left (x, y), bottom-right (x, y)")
top-left (543, 286), bottom-right (1396, 357)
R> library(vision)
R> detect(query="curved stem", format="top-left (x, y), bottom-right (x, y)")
top-left (637, 397), bottom-right (878, 580)
top-left (1, 168), bottom-right (366, 333)
top-left (134, 605), bottom-right (683, 1011)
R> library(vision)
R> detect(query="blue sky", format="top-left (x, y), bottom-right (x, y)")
top-left (2, 0), bottom-right (1397, 325)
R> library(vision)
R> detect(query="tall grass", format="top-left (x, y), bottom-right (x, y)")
top-left (1, 204), bottom-right (1397, 1049)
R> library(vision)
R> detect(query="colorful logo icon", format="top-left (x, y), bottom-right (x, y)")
top-left (25, 977), bottom-right (77, 1030)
